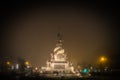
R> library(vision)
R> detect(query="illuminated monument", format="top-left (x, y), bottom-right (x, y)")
top-left (41, 33), bottom-right (78, 76)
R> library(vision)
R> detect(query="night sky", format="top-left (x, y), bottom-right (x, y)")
top-left (0, 1), bottom-right (119, 68)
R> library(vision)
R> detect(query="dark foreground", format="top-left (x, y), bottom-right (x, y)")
top-left (0, 71), bottom-right (120, 80)
top-left (0, 75), bottom-right (119, 80)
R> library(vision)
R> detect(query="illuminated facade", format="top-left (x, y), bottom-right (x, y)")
top-left (42, 34), bottom-right (75, 74)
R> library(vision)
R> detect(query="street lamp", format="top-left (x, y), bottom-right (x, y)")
top-left (100, 56), bottom-right (107, 63)
top-left (25, 61), bottom-right (29, 66)
top-left (99, 56), bottom-right (107, 72)
top-left (6, 61), bottom-right (11, 65)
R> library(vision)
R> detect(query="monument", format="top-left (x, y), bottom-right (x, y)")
top-left (41, 33), bottom-right (81, 77)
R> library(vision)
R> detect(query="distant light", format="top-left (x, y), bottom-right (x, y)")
top-left (90, 66), bottom-right (93, 69)
top-left (98, 69), bottom-right (100, 72)
top-left (101, 57), bottom-right (105, 61)
top-left (11, 66), bottom-right (14, 70)
top-left (88, 69), bottom-right (91, 72)
top-left (82, 68), bottom-right (88, 73)
top-left (104, 68), bottom-right (107, 71)
top-left (100, 56), bottom-right (107, 62)
top-left (6, 61), bottom-right (10, 65)
top-left (80, 69), bottom-right (82, 72)
top-left (25, 61), bottom-right (29, 65)
top-left (40, 70), bottom-right (43, 73)
top-left (77, 65), bottom-right (81, 69)
top-left (27, 65), bottom-right (30, 68)
top-left (88, 73), bottom-right (91, 76)
top-left (94, 70), bottom-right (97, 72)
top-left (16, 64), bottom-right (19, 69)
top-left (35, 67), bottom-right (38, 70)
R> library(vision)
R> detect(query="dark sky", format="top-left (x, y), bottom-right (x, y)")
top-left (0, 1), bottom-right (120, 68)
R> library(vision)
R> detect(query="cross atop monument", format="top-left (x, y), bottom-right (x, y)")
top-left (56, 33), bottom-right (63, 47)
top-left (57, 33), bottom-right (63, 43)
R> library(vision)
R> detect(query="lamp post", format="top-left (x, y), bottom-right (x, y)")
top-left (99, 56), bottom-right (107, 72)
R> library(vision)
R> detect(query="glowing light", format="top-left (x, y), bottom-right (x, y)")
top-left (82, 68), bottom-right (88, 73)
top-left (77, 65), bottom-right (81, 69)
top-left (27, 65), bottom-right (30, 68)
top-left (11, 66), bottom-right (14, 70)
top-left (25, 61), bottom-right (29, 65)
top-left (101, 57), bottom-right (105, 61)
top-left (16, 64), bottom-right (19, 69)
top-left (6, 61), bottom-right (10, 65)
top-left (100, 56), bottom-right (107, 63)
top-left (54, 46), bottom-right (65, 54)
top-left (35, 67), bottom-right (38, 70)
top-left (54, 46), bottom-right (61, 52)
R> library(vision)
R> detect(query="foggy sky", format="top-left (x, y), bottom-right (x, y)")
top-left (0, 1), bottom-right (119, 67)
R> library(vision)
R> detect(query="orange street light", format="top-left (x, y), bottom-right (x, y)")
top-left (99, 56), bottom-right (107, 71)
top-left (100, 56), bottom-right (107, 63)
top-left (6, 61), bottom-right (11, 65)
top-left (25, 61), bottom-right (29, 65)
